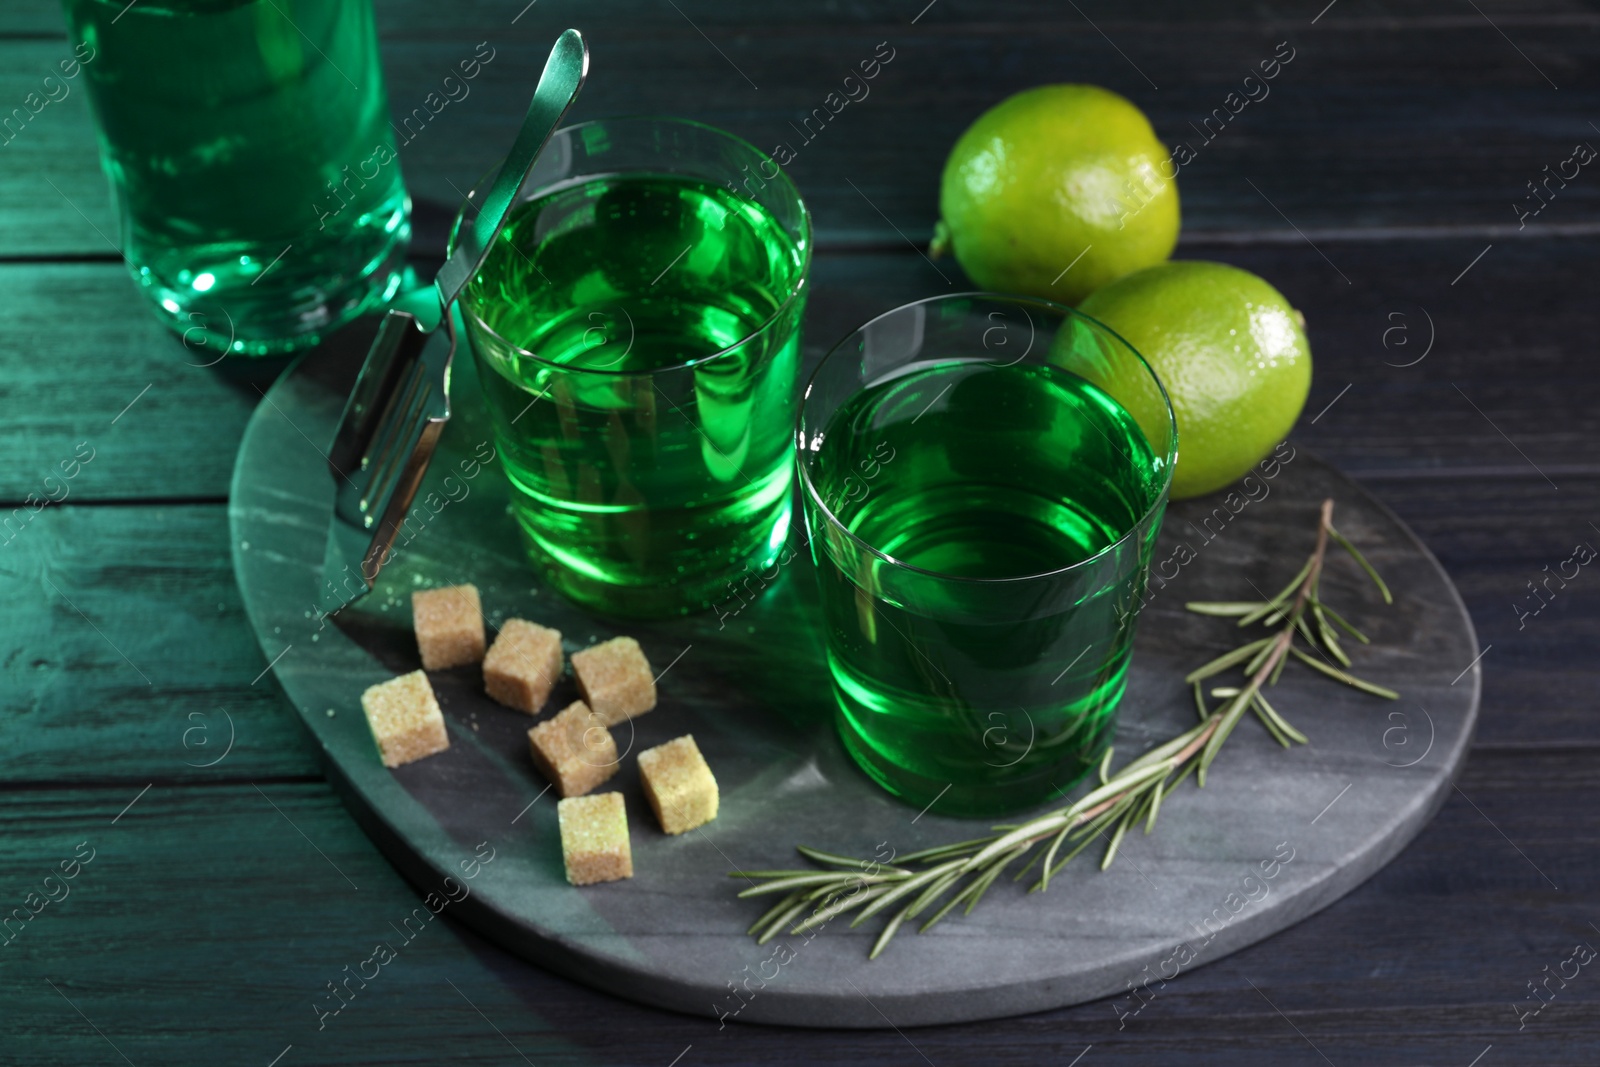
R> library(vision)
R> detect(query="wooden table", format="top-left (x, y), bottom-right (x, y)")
top-left (3, 2), bottom-right (1595, 1063)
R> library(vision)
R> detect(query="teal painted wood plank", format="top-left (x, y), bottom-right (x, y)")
top-left (7, 0), bottom-right (1600, 36)
top-left (0, 469), bottom-right (1591, 789)
top-left (0, 7), bottom-right (1590, 1058)
top-left (0, 753), bottom-right (1594, 1064)
top-left (0, 262), bottom-right (308, 505)
top-left (3, 19), bottom-right (1599, 257)
top-left (0, 503), bottom-right (319, 783)
top-left (15, 0), bottom-right (1600, 36)
top-left (4, 233), bottom-right (1597, 504)
top-left (0, 253), bottom-right (1591, 785)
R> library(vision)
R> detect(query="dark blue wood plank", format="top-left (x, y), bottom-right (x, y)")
top-left (0, 751), bottom-right (1592, 1063)
top-left (2, 245), bottom-right (1597, 785)
top-left (0, 471), bottom-right (1592, 776)
top-left (2, 1), bottom-right (1596, 1058)
top-left (4, 237), bottom-right (1598, 504)
top-left (3, 13), bottom-right (1598, 255)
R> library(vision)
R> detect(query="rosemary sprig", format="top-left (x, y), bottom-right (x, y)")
top-left (729, 497), bottom-right (1397, 958)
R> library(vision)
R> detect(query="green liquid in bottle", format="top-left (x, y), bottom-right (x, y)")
top-left (63, 0), bottom-right (410, 354)
top-left (461, 172), bottom-right (808, 617)
top-left (809, 360), bottom-right (1165, 816)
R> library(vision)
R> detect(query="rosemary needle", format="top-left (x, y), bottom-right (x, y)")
top-left (731, 498), bottom-right (1399, 957)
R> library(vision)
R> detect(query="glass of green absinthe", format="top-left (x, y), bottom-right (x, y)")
top-left (798, 294), bottom-right (1176, 817)
top-left (453, 118), bottom-right (811, 617)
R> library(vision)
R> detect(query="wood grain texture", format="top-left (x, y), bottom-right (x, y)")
top-left (0, 749), bottom-right (1592, 1064)
top-left (0, 504), bottom-right (320, 783)
top-left (0, 256), bottom-right (398, 506)
top-left (0, 464), bottom-right (1589, 790)
top-left (1, 0), bottom-right (1595, 1057)
top-left (0, 262), bottom-right (290, 505)
top-left (3, 235), bottom-right (1598, 505)
top-left (11, 0), bottom-right (1600, 36)
top-left (4, 13), bottom-right (1599, 256)
top-left (1, 232), bottom-right (1595, 787)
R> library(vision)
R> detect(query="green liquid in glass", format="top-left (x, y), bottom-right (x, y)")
top-left (63, 0), bottom-right (410, 354)
top-left (462, 172), bottom-right (807, 617)
top-left (810, 361), bottom-right (1164, 816)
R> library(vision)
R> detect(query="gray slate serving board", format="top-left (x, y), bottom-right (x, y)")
top-left (229, 342), bottom-right (1479, 1029)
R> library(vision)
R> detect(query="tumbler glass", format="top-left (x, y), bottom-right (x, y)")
top-left (797, 294), bottom-right (1176, 817)
top-left (62, 0), bottom-right (411, 355)
top-left (451, 117), bottom-right (811, 617)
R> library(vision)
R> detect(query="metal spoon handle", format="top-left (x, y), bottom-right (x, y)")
top-left (432, 27), bottom-right (589, 311)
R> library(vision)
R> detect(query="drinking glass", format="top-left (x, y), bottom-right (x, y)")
top-left (797, 294), bottom-right (1176, 817)
top-left (62, 0), bottom-right (411, 355)
top-left (452, 117), bottom-right (811, 617)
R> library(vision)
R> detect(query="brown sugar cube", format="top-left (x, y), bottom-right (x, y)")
top-left (557, 793), bottom-right (632, 886)
top-left (412, 584), bottom-right (486, 669)
top-left (483, 619), bottom-right (564, 714)
top-left (528, 701), bottom-right (619, 797)
top-left (570, 637), bottom-right (656, 726)
top-left (361, 670), bottom-right (450, 768)
top-left (637, 734), bottom-right (719, 835)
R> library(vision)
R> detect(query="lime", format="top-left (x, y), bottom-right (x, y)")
top-left (1070, 261), bottom-right (1312, 499)
top-left (935, 85), bottom-right (1179, 304)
